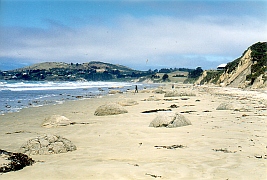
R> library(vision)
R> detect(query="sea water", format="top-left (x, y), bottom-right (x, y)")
top-left (0, 81), bottom-right (158, 115)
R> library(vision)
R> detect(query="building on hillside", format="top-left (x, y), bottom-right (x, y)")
top-left (217, 64), bottom-right (227, 70)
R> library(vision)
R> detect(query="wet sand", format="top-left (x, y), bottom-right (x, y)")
top-left (0, 84), bottom-right (266, 179)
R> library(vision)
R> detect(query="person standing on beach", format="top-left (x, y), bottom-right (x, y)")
top-left (135, 85), bottom-right (138, 93)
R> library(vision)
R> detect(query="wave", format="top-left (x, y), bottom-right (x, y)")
top-left (0, 81), bottom-right (137, 91)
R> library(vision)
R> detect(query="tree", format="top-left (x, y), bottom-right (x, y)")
top-left (162, 73), bottom-right (169, 81)
top-left (188, 67), bottom-right (203, 78)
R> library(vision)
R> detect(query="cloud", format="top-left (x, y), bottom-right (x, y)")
top-left (1, 15), bottom-right (266, 70)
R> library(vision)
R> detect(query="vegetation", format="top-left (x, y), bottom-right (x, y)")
top-left (200, 70), bottom-right (223, 85)
top-left (0, 61), bottom-right (194, 82)
top-left (188, 67), bottom-right (203, 78)
top-left (225, 57), bottom-right (241, 74)
top-left (162, 74), bottom-right (169, 81)
top-left (246, 42), bottom-right (267, 84)
top-left (184, 67), bottom-right (203, 84)
top-left (0, 61), bottom-right (153, 81)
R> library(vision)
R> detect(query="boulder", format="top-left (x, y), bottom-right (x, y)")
top-left (109, 90), bottom-right (122, 94)
top-left (149, 112), bottom-right (192, 128)
top-left (143, 96), bottom-right (160, 101)
top-left (117, 99), bottom-right (138, 106)
top-left (164, 90), bottom-right (180, 97)
top-left (153, 88), bottom-right (166, 94)
top-left (164, 90), bottom-right (196, 97)
top-left (139, 89), bottom-right (151, 93)
top-left (42, 115), bottom-right (72, 128)
top-left (19, 134), bottom-right (76, 155)
top-left (94, 103), bottom-right (128, 116)
top-left (216, 103), bottom-right (235, 110)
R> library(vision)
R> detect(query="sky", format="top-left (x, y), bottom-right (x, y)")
top-left (0, 0), bottom-right (267, 71)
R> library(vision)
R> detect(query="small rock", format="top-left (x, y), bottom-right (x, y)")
top-left (216, 103), bottom-right (235, 110)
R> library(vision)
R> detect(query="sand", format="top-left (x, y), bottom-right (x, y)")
top-left (0, 84), bottom-right (266, 179)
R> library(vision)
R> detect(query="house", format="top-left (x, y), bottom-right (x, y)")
top-left (217, 63), bottom-right (227, 70)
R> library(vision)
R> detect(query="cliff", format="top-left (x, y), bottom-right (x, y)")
top-left (196, 42), bottom-right (267, 89)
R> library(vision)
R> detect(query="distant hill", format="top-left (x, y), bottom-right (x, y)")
top-left (0, 61), bottom-right (195, 82)
top-left (15, 61), bottom-right (135, 72)
top-left (196, 42), bottom-right (267, 89)
top-left (0, 61), bottom-right (148, 81)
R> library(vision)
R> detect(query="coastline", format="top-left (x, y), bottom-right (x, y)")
top-left (1, 84), bottom-right (266, 179)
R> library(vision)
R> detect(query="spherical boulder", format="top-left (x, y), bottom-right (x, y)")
top-left (19, 134), bottom-right (76, 155)
top-left (42, 115), bottom-right (72, 128)
top-left (149, 112), bottom-right (192, 128)
top-left (216, 103), bottom-right (235, 110)
top-left (117, 99), bottom-right (138, 106)
top-left (94, 103), bottom-right (128, 116)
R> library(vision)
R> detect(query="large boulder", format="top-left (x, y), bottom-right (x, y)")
top-left (94, 103), bottom-right (128, 116)
top-left (149, 112), bottom-right (192, 128)
top-left (117, 99), bottom-right (138, 106)
top-left (42, 115), bottom-right (72, 128)
top-left (19, 134), bottom-right (77, 155)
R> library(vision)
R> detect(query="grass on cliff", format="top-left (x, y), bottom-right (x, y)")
top-left (246, 42), bottom-right (267, 83)
top-left (200, 70), bottom-right (223, 85)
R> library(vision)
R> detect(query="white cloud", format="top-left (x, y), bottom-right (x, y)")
top-left (1, 15), bottom-right (266, 70)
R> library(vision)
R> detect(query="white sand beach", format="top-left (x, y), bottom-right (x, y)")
top-left (0, 84), bottom-right (266, 179)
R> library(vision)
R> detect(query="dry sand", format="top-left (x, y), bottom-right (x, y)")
top-left (0, 84), bottom-right (266, 179)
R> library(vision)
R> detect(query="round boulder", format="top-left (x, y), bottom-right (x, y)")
top-left (143, 96), bottom-right (160, 101)
top-left (216, 103), bottom-right (235, 110)
top-left (117, 99), bottom-right (138, 106)
top-left (94, 103), bottom-right (128, 116)
top-left (19, 134), bottom-right (77, 155)
top-left (149, 112), bottom-right (192, 128)
top-left (164, 90), bottom-right (180, 97)
top-left (153, 88), bottom-right (166, 94)
top-left (42, 115), bottom-right (72, 128)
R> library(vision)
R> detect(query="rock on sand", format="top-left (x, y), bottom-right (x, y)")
top-left (149, 112), bottom-right (192, 128)
top-left (216, 102), bottom-right (235, 110)
top-left (117, 98), bottom-right (138, 106)
top-left (164, 90), bottom-right (196, 97)
top-left (19, 134), bottom-right (77, 155)
top-left (42, 115), bottom-right (72, 128)
top-left (94, 103), bottom-right (128, 116)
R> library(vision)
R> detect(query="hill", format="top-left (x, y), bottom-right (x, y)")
top-left (0, 61), bottom-right (149, 81)
top-left (15, 61), bottom-right (135, 72)
top-left (196, 42), bottom-right (267, 89)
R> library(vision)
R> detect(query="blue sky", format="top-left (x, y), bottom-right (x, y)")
top-left (0, 0), bottom-right (266, 70)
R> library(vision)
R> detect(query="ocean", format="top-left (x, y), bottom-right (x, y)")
top-left (0, 81), bottom-right (158, 115)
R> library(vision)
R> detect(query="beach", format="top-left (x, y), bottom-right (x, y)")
top-left (0, 84), bottom-right (266, 179)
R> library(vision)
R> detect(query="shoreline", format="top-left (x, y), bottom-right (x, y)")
top-left (1, 84), bottom-right (266, 179)
top-left (0, 81), bottom-right (159, 115)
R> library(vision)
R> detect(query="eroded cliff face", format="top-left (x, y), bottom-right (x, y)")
top-left (196, 42), bottom-right (267, 89)
top-left (219, 49), bottom-right (253, 88)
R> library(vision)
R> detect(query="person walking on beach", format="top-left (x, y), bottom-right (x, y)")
top-left (135, 85), bottom-right (138, 93)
